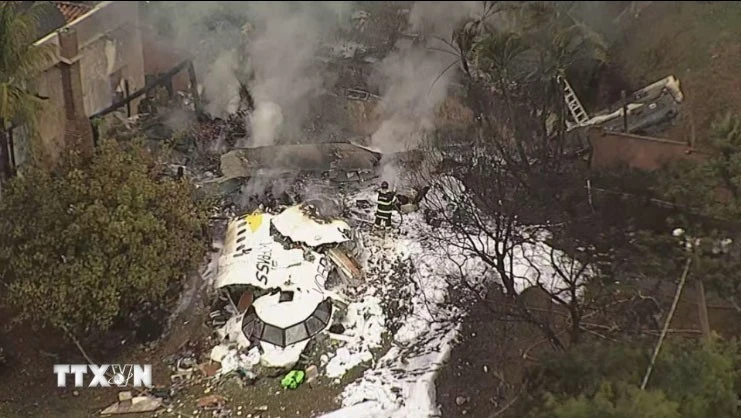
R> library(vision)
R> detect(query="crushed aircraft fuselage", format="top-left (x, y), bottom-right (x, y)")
top-left (212, 203), bottom-right (363, 368)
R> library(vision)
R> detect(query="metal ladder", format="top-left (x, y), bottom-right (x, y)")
top-left (557, 75), bottom-right (590, 126)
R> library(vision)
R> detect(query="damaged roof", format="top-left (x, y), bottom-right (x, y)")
top-left (53, 1), bottom-right (93, 23)
top-left (17, 1), bottom-right (66, 40)
top-left (18, 1), bottom-right (94, 40)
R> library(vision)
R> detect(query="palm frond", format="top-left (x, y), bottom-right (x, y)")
top-left (0, 2), bottom-right (55, 127)
top-left (474, 32), bottom-right (528, 78)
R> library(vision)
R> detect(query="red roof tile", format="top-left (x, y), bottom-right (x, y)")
top-left (53, 1), bottom-right (92, 24)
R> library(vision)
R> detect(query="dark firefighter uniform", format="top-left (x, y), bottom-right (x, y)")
top-left (375, 182), bottom-right (396, 228)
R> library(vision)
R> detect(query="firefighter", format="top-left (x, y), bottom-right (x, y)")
top-left (375, 181), bottom-right (396, 229)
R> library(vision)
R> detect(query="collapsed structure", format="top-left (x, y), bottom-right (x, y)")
top-left (561, 75), bottom-right (684, 135)
top-left (211, 202), bottom-right (363, 368)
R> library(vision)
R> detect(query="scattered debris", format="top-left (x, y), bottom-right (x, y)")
top-left (209, 203), bottom-right (367, 369)
top-left (199, 362), bottom-right (221, 377)
top-left (210, 344), bottom-right (231, 363)
top-left (117, 391), bottom-right (133, 403)
top-left (305, 365), bottom-right (319, 384)
top-left (197, 394), bottom-right (227, 409)
top-left (219, 143), bottom-right (380, 179)
top-left (219, 348), bottom-right (260, 376)
top-left (561, 74), bottom-right (684, 135)
top-left (346, 88), bottom-right (379, 102)
top-left (100, 395), bottom-right (162, 415)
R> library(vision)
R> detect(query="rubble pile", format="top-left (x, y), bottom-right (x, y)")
top-left (193, 107), bottom-right (250, 150)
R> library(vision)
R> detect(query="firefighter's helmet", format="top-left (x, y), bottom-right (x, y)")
top-left (381, 181), bottom-right (389, 189)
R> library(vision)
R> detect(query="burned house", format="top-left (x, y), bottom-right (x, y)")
top-left (7, 1), bottom-right (145, 171)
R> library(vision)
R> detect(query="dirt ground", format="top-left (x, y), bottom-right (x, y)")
top-left (0, 269), bottom-right (383, 418)
top-left (435, 288), bottom-right (567, 418)
top-left (610, 2), bottom-right (741, 144)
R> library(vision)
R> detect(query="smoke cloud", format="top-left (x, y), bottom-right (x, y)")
top-left (243, 2), bottom-right (350, 146)
top-left (370, 1), bottom-right (480, 183)
top-left (145, 1), bottom-right (351, 146)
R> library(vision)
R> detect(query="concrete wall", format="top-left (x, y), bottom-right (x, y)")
top-left (588, 128), bottom-right (708, 171)
top-left (76, 6), bottom-right (145, 116)
top-left (35, 67), bottom-right (67, 162)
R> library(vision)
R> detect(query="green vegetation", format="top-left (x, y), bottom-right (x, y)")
top-left (661, 113), bottom-right (741, 219)
top-left (0, 139), bottom-right (210, 338)
top-left (0, 2), bottom-right (54, 177)
top-left (523, 339), bottom-right (740, 418)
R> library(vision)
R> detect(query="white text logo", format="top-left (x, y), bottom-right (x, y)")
top-left (53, 364), bottom-right (153, 388)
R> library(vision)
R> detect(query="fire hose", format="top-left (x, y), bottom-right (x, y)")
top-left (395, 202), bottom-right (405, 228)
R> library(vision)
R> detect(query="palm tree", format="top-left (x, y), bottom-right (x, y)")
top-left (475, 3), bottom-right (607, 128)
top-left (0, 2), bottom-right (54, 180)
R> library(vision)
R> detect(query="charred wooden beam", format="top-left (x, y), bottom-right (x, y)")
top-left (90, 59), bottom-right (191, 120)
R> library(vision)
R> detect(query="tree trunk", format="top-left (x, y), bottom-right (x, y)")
top-left (569, 298), bottom-right (582, 345)
top-left (0, 124), bottom-right (11, 181)
top-left (640, 256), bottom-right (691, 390)
top-left (695, 279), bottom-right (711, 340)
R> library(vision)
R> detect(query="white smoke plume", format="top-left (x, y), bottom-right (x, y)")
top-left (144, 1), bottom-right (351, 146)
top-left (370, 1), bottom-right (480, 182)
top-left (243, 2), bottom-right (350, 147)
top-left (250, 102), bottom-right (284, 147)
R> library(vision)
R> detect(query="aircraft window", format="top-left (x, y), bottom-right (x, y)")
top-left (305, 316), bottom-right (326, 336)
top-left (313, 302), bottom-right (331, 323)
top-left (279, 291), bottom-right (295, 303)
top-left (261, 324), bottom-right (284, 347)
top-left (285, 323), bottom-right (309, 345)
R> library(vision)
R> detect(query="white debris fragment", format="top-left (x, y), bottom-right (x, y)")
top-left (260, 340), bottom-right (311, 369)
top-left (326, 347), bottom-right (374, 378)
top-left (217, 314), bottom-right (251, 348)
top-left (325, 295), bottom-right (385, 378)
top-left (271, 203), bottom-right (352, 247)
top-left (210, 344), bottom-right (231, 363)
top-left (219, 348), bottom-right (260, 376)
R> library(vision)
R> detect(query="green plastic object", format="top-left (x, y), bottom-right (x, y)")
top-left (281, 370), bottom-right (305, 389)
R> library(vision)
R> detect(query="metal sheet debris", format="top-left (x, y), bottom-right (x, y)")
top-left (211, 202), bottom-right (364, 369)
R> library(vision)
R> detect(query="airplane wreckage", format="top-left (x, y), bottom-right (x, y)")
top-left (195, 141), bottom-right (433, 199)
top-left (219, 142), bottom-right (429, 180)
top-left (210, 202), bottom-right (364, 369)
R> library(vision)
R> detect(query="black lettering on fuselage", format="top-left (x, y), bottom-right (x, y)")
top-left (312, 256), bottom-right (330, 295)
top-left (255, 242), bottom-right (272, 285)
